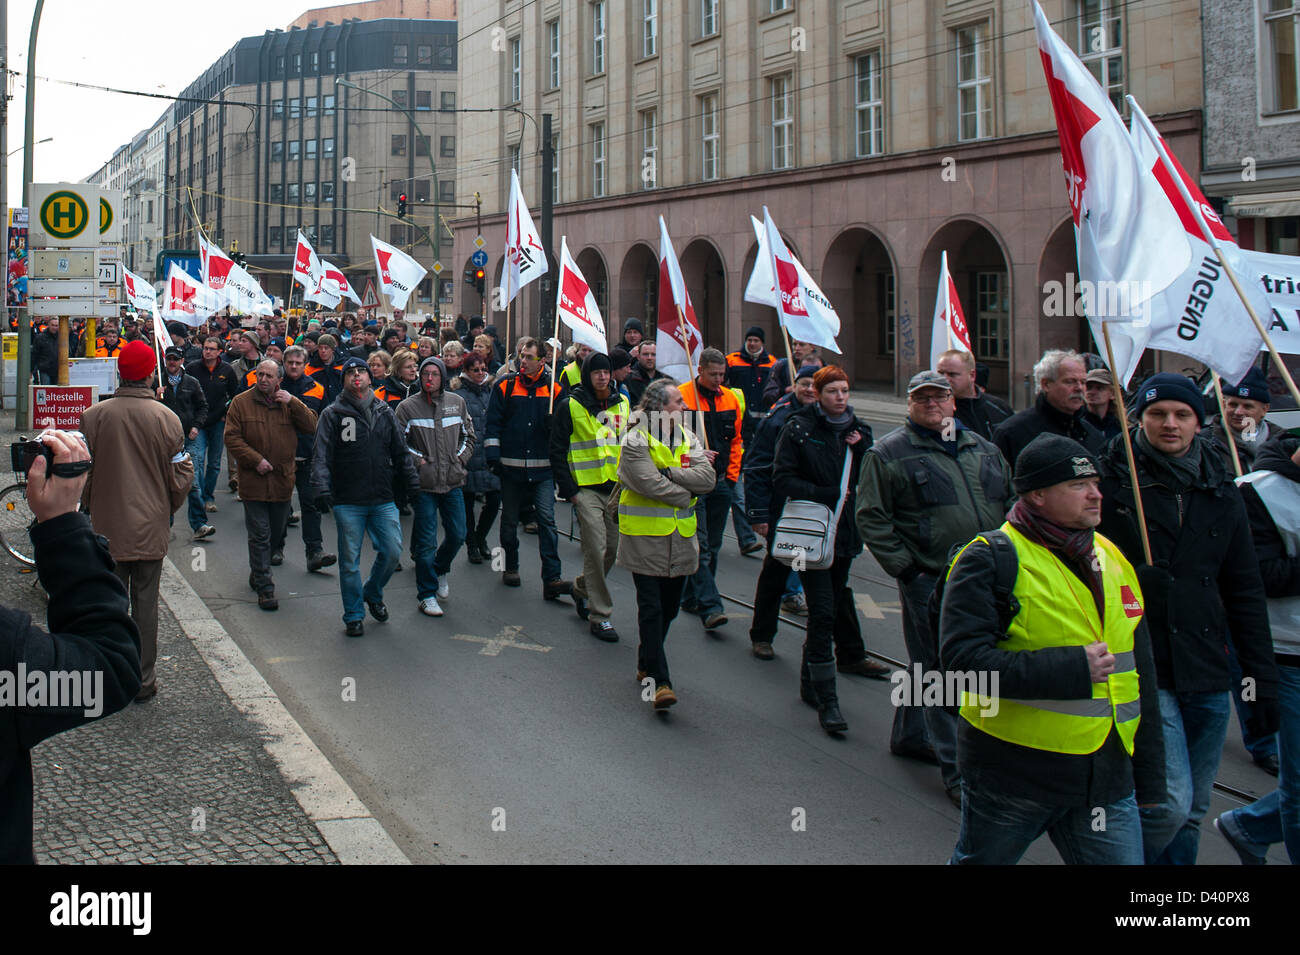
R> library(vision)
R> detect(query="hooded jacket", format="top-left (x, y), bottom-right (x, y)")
top-left (549, 360), bottom-right (629, 500)
top-left (395, 357), bottom-right (476, 495)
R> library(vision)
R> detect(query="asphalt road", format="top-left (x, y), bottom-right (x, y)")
top-left (169, 418), bottom-right (1284, 864)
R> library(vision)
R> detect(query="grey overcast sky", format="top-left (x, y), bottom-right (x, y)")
top-left (5, 0), bottom-right (316, 207)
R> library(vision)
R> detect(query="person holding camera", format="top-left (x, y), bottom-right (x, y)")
top-left (1, 431), bottom-right (143, 864)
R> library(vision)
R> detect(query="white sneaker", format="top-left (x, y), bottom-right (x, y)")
top-left (419, 597), bottom-right (444, 617)
top-left (437, 576), bottom-right (450, 600)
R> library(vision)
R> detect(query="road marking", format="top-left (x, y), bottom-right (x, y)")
top-left (451, 625), bottom-right (552, 657)
top-left (855, 593), bottom-right (899, 619)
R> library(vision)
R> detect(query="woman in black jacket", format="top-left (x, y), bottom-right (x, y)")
top-left (772, 366), bottom-right (873, 735)
top-left (456, 353), bottom-right (502, 563)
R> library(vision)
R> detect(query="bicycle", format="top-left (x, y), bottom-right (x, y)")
top-left (0, 478), bottom-right (35, 566)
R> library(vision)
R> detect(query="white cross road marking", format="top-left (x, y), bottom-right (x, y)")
top-left (855, 593), bottom-right (900, 619)
top-left (451, 626), bottom-right (552, 657)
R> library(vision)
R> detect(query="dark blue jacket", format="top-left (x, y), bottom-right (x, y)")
top-left (311, 390), bottom-right (419, 506)
top-left (743, 392), bottom-right (800, 525)
top-left (485, 369), bottom-right (556, 482)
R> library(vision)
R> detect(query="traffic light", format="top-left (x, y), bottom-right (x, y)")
top-left (397, 193), bottom-right (408, 219)
top-left (475, 268), bottom-right (485, 295)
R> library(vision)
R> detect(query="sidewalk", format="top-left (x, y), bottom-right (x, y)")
top-left (849, 387), bottom-right (908, 426)
top-left (0, 407), bottom-right (407, 865)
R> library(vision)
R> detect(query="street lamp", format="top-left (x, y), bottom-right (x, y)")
top-left (7, 136), bottom-right (51, 159)
top-left (336, 77), bottom-right (441, 262)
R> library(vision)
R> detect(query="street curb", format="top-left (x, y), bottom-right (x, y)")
top-left (157, 557), bottom-right (410, 865)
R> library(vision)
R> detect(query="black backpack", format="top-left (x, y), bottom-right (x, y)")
top-left (927, 530), bottom-right (1021, 638)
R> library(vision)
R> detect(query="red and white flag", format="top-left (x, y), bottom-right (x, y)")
top-left (1034, 2), bottom-right (1189, 375)
top-left (150, 304), bottom-right (174, 350)
top-left (200, 236), bottom-right (235, 291)
top-left (930, 250), bottom-right (973, 369)
top-left (504, 169), bottom-right (548, 304)
top-left (1123, 98), bottom-right (1266, 385)
top-left (322, 261), bottom-right (363, 307)
top-left (759, 207), bottom-right (841, 354)
top-left (293, 230), bottom-right (324, 293)
top-left (656, 216), bottom-right (704, 383)
top-left (554, 236), bottom-right (608, 355)
top-left (162, 263), bottom-right (219, 326)
top-left (370, 234), bottom-right (427, 310)
top-left (122, 266), bottom-right (157, 312)
top-left (744, 212), bottom-right (841, 353)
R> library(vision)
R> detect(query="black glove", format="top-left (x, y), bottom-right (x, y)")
top-left (488, 459), bottom-right (503, 477)
top-left (1245, 698), bottom-right (1281, 739)
top-left (314, 492), bottom-right (332, 513)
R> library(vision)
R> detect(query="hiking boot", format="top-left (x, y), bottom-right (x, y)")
top-left (270, 549), bottom-right (284, 566)
top-left (502, 570), bottom-right (521, 587)
top-left (653, 685), bottom-right (678, 710)
top-left (543, 578), bottom-right (572, 601)
top-left (258, 591), bottom-right (279, 611)
top-left (307, 551), bottom-right (337, 572)
top-left (751, 641), bottom-right (775, 660)
top-left (590, 621), bottom-right (618, 642)
top-left (345, 620), bottom-right (364, 638)
top-left (837, 658), bottom-right (892, 680)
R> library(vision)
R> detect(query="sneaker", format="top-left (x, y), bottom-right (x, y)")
top-left (837, 658), bottom-right (892, 680)
top-left (270, 550), bottom-right (284, 566)
top-left (590, 621), bottom-right (619, 642)
top-left (751, 641), bottom-right (775, 660)
top-left (703, 612), bottom-right (728, 630)
top-left (345, 620), bottom-right (365, 638)
top-left (653, 685), bottom-right (678, 710)
top-left (366, 600), bottom-right (389, 622)
top-left (1213, 814), bottom-right (1267, 865)
top-left (287, 512), bottom-right (300, 526)
top-left (205, 501), bottom-right (218, 513)
top-left (419, 597), bottom-right (444, 617)
top-left (741, 540), bottom-right (765, 556)
top-left (192, 525), bottom-right (216, 541)
top-left (307, 551), bottom-right (337, 572)
top-left (258, 591), bottom-right (279, 611)
top-left (781, 592), bottom-right (808, 615)
top-left (437, 576), bottom-right (450, 600)
top-left (502, 570), bottom-right (521, 587)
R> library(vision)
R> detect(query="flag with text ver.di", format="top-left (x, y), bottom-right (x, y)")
top-left (930, 250), bottom-right (972, 370)
top-left (505, 169), bottom-right (548, 304)
top-left (294, 231), bottom-right (324, 292)
top-left (122, 267), bottom-right (157, 312)
top-left (322, 261), bottom-right (363, 306)
top-left (162, 264), bottom-right (219, 326)
top-left (744, 213), bottom-right (841, 353)
top-left (370, 235), bottom-right (427, 310)
top-left (555, 236), bottom-right (608, 355)
top-left (656, 216), bottom-right (703, 383)
top-left (200, 236), bottom-right (235, 291)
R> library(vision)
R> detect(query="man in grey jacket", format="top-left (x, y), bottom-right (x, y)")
top-left (856, 370), bottom-right (1014, 805)
top-left (396, 356), bottom-right (475, 617)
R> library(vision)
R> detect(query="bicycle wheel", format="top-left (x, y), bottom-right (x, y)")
top-left (0, 483), bottom-right (36, 566)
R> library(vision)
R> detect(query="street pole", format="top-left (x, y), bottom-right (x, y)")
top-left (540, 112), bottom-right (554, 342)
top-left (475, 191), bottom-right (485, 327)
top-left (17, 0), bottom-right (45, 429)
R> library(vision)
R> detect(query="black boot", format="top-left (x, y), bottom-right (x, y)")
top-left (808, 662), bottom-right (846, 734)
top-left (799, 658), bottom-right (818, 707)
top-left (466, 539), bottom-right (483, 564)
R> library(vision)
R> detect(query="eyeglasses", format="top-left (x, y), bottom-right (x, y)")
top-left (909, 393), bottom-right (950, 406)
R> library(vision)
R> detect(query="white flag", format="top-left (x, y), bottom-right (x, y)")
top-left (370, 234), bottom-right (428, 310)
top-left (505, 169), bottom-right (548, 303)
top-left (656, 216), bottom-right (704, 383)
top-left (744, 213), bottom-right (841, 353)
top-left (122, 267), bottom-right (158, 312)
top-left (200, 236), bottom-right (235, 291)
top-left (151, 305), bottom-right (174, 350)
top-left (293, 230), bottom-right (324, 292)
top-left (930, 250), bottom-right (973, 369)
top-left (322, 261), bottom-right (363, 307)
top-left (162, 264), bottom-right (219, 326)
top-left (555, 236), bottom-right (608, 355)
top-left (1245, 249), bottom-right (1300, 354)
top-left (758, 207), bottom-right (841, 354)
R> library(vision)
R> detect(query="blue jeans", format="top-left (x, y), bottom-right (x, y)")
top-left (192, 419), bottom-right (226, 503)
top-left (951, 785), bottom-right (1144, 865)
top-left (681, 479), bottom-right (730, 618)
top-left (1140, 689), bottom-right (1231, 864)
top-left (412, 489), bottom-right (466, 601)
top-left (333, 503), bottom-right (403, 623)
top-left (1219, 664), bottom-right (1300, 864)
top-left (184, 435), bottom-right (206, 531)
top-left (783, 569), bottom-right (803, 600)
top-left (499, 475), bottom-right (561, 581)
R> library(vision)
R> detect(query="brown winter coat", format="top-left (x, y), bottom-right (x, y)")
top-left (80, 384), bottom-right (193, 561)
top-left (616, 417), bottom-right (716, 578)
top-left (223, 387), bottom-right (318, 502)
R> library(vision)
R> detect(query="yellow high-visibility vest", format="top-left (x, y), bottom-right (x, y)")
top-left (561, 361), bottom-right (582, 388)
top-left (955, 522), bottom-right (1144, 755)
top-left (618, 431), bottom-right (697, 537)
top-left (568, 396), bottom-right (629, 486)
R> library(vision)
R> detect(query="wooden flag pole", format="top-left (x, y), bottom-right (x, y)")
top-left (547, 306), bottom-right (562, 415)
top-left (1211, 373), bottom-right (1244, 478)
top-left (505, 296), bottom-right (512, 368)
top-left (1103, 323), bottom-right (1153, 565)
top-left (778, 320), bottom-right (796, 384)
top-left (678, 305), bottom-right (709, 452)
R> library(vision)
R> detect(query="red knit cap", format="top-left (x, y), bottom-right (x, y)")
top-left (117, 340), bottom-right (156, 381)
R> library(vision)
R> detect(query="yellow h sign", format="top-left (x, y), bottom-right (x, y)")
top-left (39, 190), bottom-right (90, 240)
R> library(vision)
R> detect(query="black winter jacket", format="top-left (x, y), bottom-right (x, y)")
top-left (993, 393), bottom-right (1105, 467)
top-left (162, 372), bottom-right (209, 436)
top-left (1, 513), bottom-right (142, 863)
top-left (743, 392), bottom-right (800, 525)
top-left (311, 390), bottom-right (419, 506)
top-left (772, 403), bottom-right (873, 558)
top-left (185, 358), bottom-right (239, 427)
top-left (31, 329), bottom-right (57, 380)
top-left (953, 391), bottom-right (1014, 443)
top-left (456, 374), bottom-right (500, 495)
top-left (1097, 431), bottom-right (1279, 698)
top-left (283, 372), bottom-right (327, 460)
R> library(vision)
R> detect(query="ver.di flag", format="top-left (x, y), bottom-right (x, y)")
top-left (656, 216), bottom-right (704, 383)
top-left (504, 169), bottom-right (548, 304)
top-left (322, 261), bottom-right (363, 307)
top-left (370, 234), bottom-right (427, 310)
top-left (930, 250), bottom-right (973, 369)
top-left (220, 260), bottom-right (275, 316)
top-left (122, 266), bottom-right (157, 312)
top-left (744, 213), bottom-right (841, 353)
top-left (162, 263), bottom-right (219, 326)
top-left (293, 230), bottom-right (324, 293)
top-left (555, 236), bottom-right (608, 355)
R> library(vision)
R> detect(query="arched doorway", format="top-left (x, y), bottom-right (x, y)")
top-left (920, 219), bottom-right (1014, 402)
top-left (1036, 218), bottom-right (1095, 356)
top-left (678, 238), bottom-right (726, 351)
top-left (820, 226), bottom-right (896, 388)
top-left (575, 247), bottom-right (610, 343)
top-left (739, 230), bottom-right (802, 357)
top-left (618, 243), bottom-right (658, 332)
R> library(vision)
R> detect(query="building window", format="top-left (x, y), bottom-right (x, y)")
top-left (269, 225), bottom-right (283, 247)
top-left (414, 179), bottom-right (430, 202)
top-left (592, 2), bottom-right (606, 75)
top-left (393, 89), bottom-right (409, 110)
top-left (957, 23), bottom-right (993, 142)
top-left (415, 135), bottom-right (431, 158)
top-left (322, 182), bottom-right (335, 203)
top-left (306, 140), bottom-right (318, 159)
top-left (270, 183), bottom-right (284, 203)
top-left (310, 51), bottom-right (319, 73)
top-left (306, 96), bottom-right (318, 117)
top-left (1078, 0), bottom-right (1125, 113)
top-left (441, 91), bottom-right (456, 111)
top-left (854, 51), bottom-right (884, 157)
top-left (305, 182), bottom-right (318, 202)
top-left (510, 37), bottom-right (522, 103)
top-left (290, 98), bottom-right (301, 119)
top-left (293, 53), bottom-right (301, 74)
top-left (769, 0), bottom-right (791, 11)
top-left (441, 135), bottom-right (456, 158)
top-left (288, 183), bottom-right (300, 202)
top-left (272, 99), bottom-right (284, 119)
top-left (552, 134), bottom-right (561, 202)
top-left (326, 49), bottom-right (336, 72)
top-left (770, 74), bottom-right (793, 170)
top-left (510, 143), bottom-right (521, 176)
top-left (390, 224), bottom-right (409, 245)
top-left (146, 200), bottom-right (154, 223)
top-left (324, 95), bottom-right (336, 116)
top-left (323, 137), bottom-right (335, 157)
top-left (288, 140), bottom-right (300, 161)
top-left (321, 224), bottom-right (335, 248)
top-left (416, 90), bottom-right (432, 110)
top-left (275, 56), bottom-right (285, 76)
top-left (1265, 0), bottom-right (1299, 112)
top-left (701, 93), bottom-right (720, 180)
top-left (392, 134), bottom-right (407, 156)
top-left (394, 44), bottom-right (408, 66)
top-left (702, 0), bottom-right (719, 36)
top-left (271, 141), bottom-right (284, 162)
top-left (976, 271), bottom-right (1009, 359)
top-left (643, 0), bottom-right (658, 57)
top-left (440, 180), bottom-right (455, 203)
top-left (418, 44), bottom-right (432, 66)
top-left (591, 121), bottom-right (606, 197)
top-left (548, 20), bottom-right (561, 88)
top-left (641, 108), bottom-right (658, 189)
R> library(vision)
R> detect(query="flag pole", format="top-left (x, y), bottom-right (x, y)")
top-left (778, 319), bottom-right (796, 394)
top-left (678, 304), bottom-right (709, 452)
top-left (1127, 96), bottom-right (1300, 409)
top-left (1102, 323), bottom-right (1153, 565)
top-left (1211, 374), bottom-right (1244, 478)
top-left (548, 240), bottom-right (564, 415)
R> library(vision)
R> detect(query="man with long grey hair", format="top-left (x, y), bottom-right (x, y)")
top-left (993, 349), bottom-right (1104, 466)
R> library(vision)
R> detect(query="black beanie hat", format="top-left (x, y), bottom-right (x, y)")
top-left (624, 318), bottom-right (643, 333)
top-left (609, 348), bottom-right (632, 371)
top-left (1228, 366), bottom-right (1270, 405)
top-left (745, 325), bottom-right (766, 343)
top-left (1134, 372), bottom-right (1205, 425)
top-left (1013, 434), bottom-right (1100, 494)
top-left (583, 352), bottom-right (612, 374)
